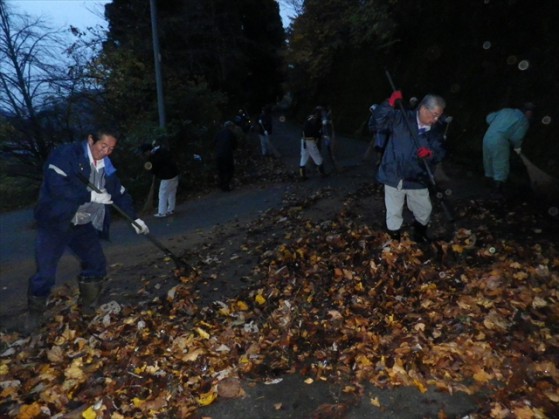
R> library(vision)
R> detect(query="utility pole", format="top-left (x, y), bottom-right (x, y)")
top-left (149, 0), bottom-right (166, 128)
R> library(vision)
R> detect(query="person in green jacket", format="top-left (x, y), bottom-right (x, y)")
top-left (482, 103), bottom-right (534, 194)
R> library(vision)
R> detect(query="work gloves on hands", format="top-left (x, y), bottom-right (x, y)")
top-left (514, 147), bottom-right (522, 155)
top-left (132, 219), bottom-right (149, 235)
top-left (417, 147), bottom-right (433, 159)
top-left (388, 90), bottom-right (403, 107)
top-left (91, 190), bottom-right (112, 205)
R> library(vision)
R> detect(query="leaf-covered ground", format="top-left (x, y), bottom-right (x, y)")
top-left (1, 154), bottom-right (558, 418)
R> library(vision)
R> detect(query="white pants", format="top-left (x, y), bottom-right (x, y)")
top-left (384, 183), bottom-right (432, 231)
top-left (158, 176), bottom-right (179, 215)
top-left (300, 139), bottom-right (323, 166)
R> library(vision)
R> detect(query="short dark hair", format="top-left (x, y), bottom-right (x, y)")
top-left (91, 127), bottom-right (121, 143)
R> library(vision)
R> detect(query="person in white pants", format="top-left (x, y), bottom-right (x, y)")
top-left (141, 143), bottom-right (180, 217)
top-left (299, 106), bottom-right (326, 179)
top-left (157, 175), bottom-right (179, 216)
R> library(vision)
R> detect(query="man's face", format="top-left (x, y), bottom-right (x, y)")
top-left (418, 105), bottom-right (444, 126)
top-left (88, 134), bottom-right (117, 161)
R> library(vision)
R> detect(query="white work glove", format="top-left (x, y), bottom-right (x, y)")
top-left (264, 130), bottom-right (269, 136)
top-left (514, 147), bottom-right (522, 155)
top-left (132, 218), bottom-right (149, 235)
top-left (91, 190), bottom-right (113, 204)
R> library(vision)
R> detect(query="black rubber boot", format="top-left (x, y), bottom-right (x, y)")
top-left (78, 276), bottom-right (104, 315)
top-left (413, 221), bottom-right (430, 243)
top-left (388, 229), bottom-right (401, 241)
top-left (299, 166), bottom-right (308, 180)
top-left (318, 164), bottom-right (326, 177)
top-left (492, 180), bottom-right (505, 200)
top-left (25, 294), bottom-right (48, 333)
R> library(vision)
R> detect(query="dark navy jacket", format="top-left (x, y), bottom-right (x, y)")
top-left (375, 101), bottom-right (445, 189)
top-left (34, 140), bottom-right (137, 239)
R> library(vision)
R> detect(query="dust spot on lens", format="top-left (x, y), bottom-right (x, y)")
top-left (541, 116), bottom-right (551, 125)
top-left (506, 55), bottom-right (517, 65)
top-left (518, 60), bottom-right (530, 70)
top-left (482, 41), bottom-right (491, 50)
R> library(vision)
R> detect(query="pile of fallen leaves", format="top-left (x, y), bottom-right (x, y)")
top-left (1, 189), bottom-right (558, 418)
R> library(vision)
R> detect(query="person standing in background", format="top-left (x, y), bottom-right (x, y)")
top-left (256, 105), bottom-right (281, 158)
top-left (299, 106), bottom-right (326, 179)
top-left (321, 105), bottom-right (340, 172)
top-left (141, 143), bottom-right (180, 217)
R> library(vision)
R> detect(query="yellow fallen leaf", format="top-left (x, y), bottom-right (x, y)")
top-left (0, 364), bottom-right (8, 375)
top-left (82, 406), bottom-right (97, 419)
top-left (304, 378), bottom-right (314, 384)
top-left (355, 354), bottom-right (372, 366)
top-left (370, 397), bottom-right (381, 407)
top-left (132, 397), bottom-right (145, 408)
top-left (255, 294), bottom-right (266, 305)
top-left (195, 327), bottom-right (210, 339)
top-left (236, 300), bottom-right (249, 311)
top-left (413, 379), bottom-right (427, 393)
top-left (197, 389), bottom-right (217, 406)
top-left (451, 244), bottom-right (464, 253)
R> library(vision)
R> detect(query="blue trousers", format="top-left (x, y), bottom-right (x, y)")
top-left (28, 223), bottom-right (106, 297)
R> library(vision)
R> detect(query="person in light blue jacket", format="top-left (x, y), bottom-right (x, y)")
top-left (482, 103), bottom-right (534, 193)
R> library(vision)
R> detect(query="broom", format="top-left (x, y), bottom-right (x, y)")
top-left (518, 153), bottom-right (559, 199)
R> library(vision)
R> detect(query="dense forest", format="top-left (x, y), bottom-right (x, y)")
top-left (1, 0), bottom-right (558, 208)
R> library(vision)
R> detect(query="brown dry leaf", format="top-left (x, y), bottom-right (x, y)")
top-left (64, 358), bottom-right (85, 381)
top-left (472, 368), bottom-right (493, 383)
top-left (217, 378), bottom-right (244, 398)
top-left (46, 345), bottom-right (65, 364)
top-left (483, 310), bottom-right (510, 332)
top-left (490, 402), bottom-right (510, 419)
